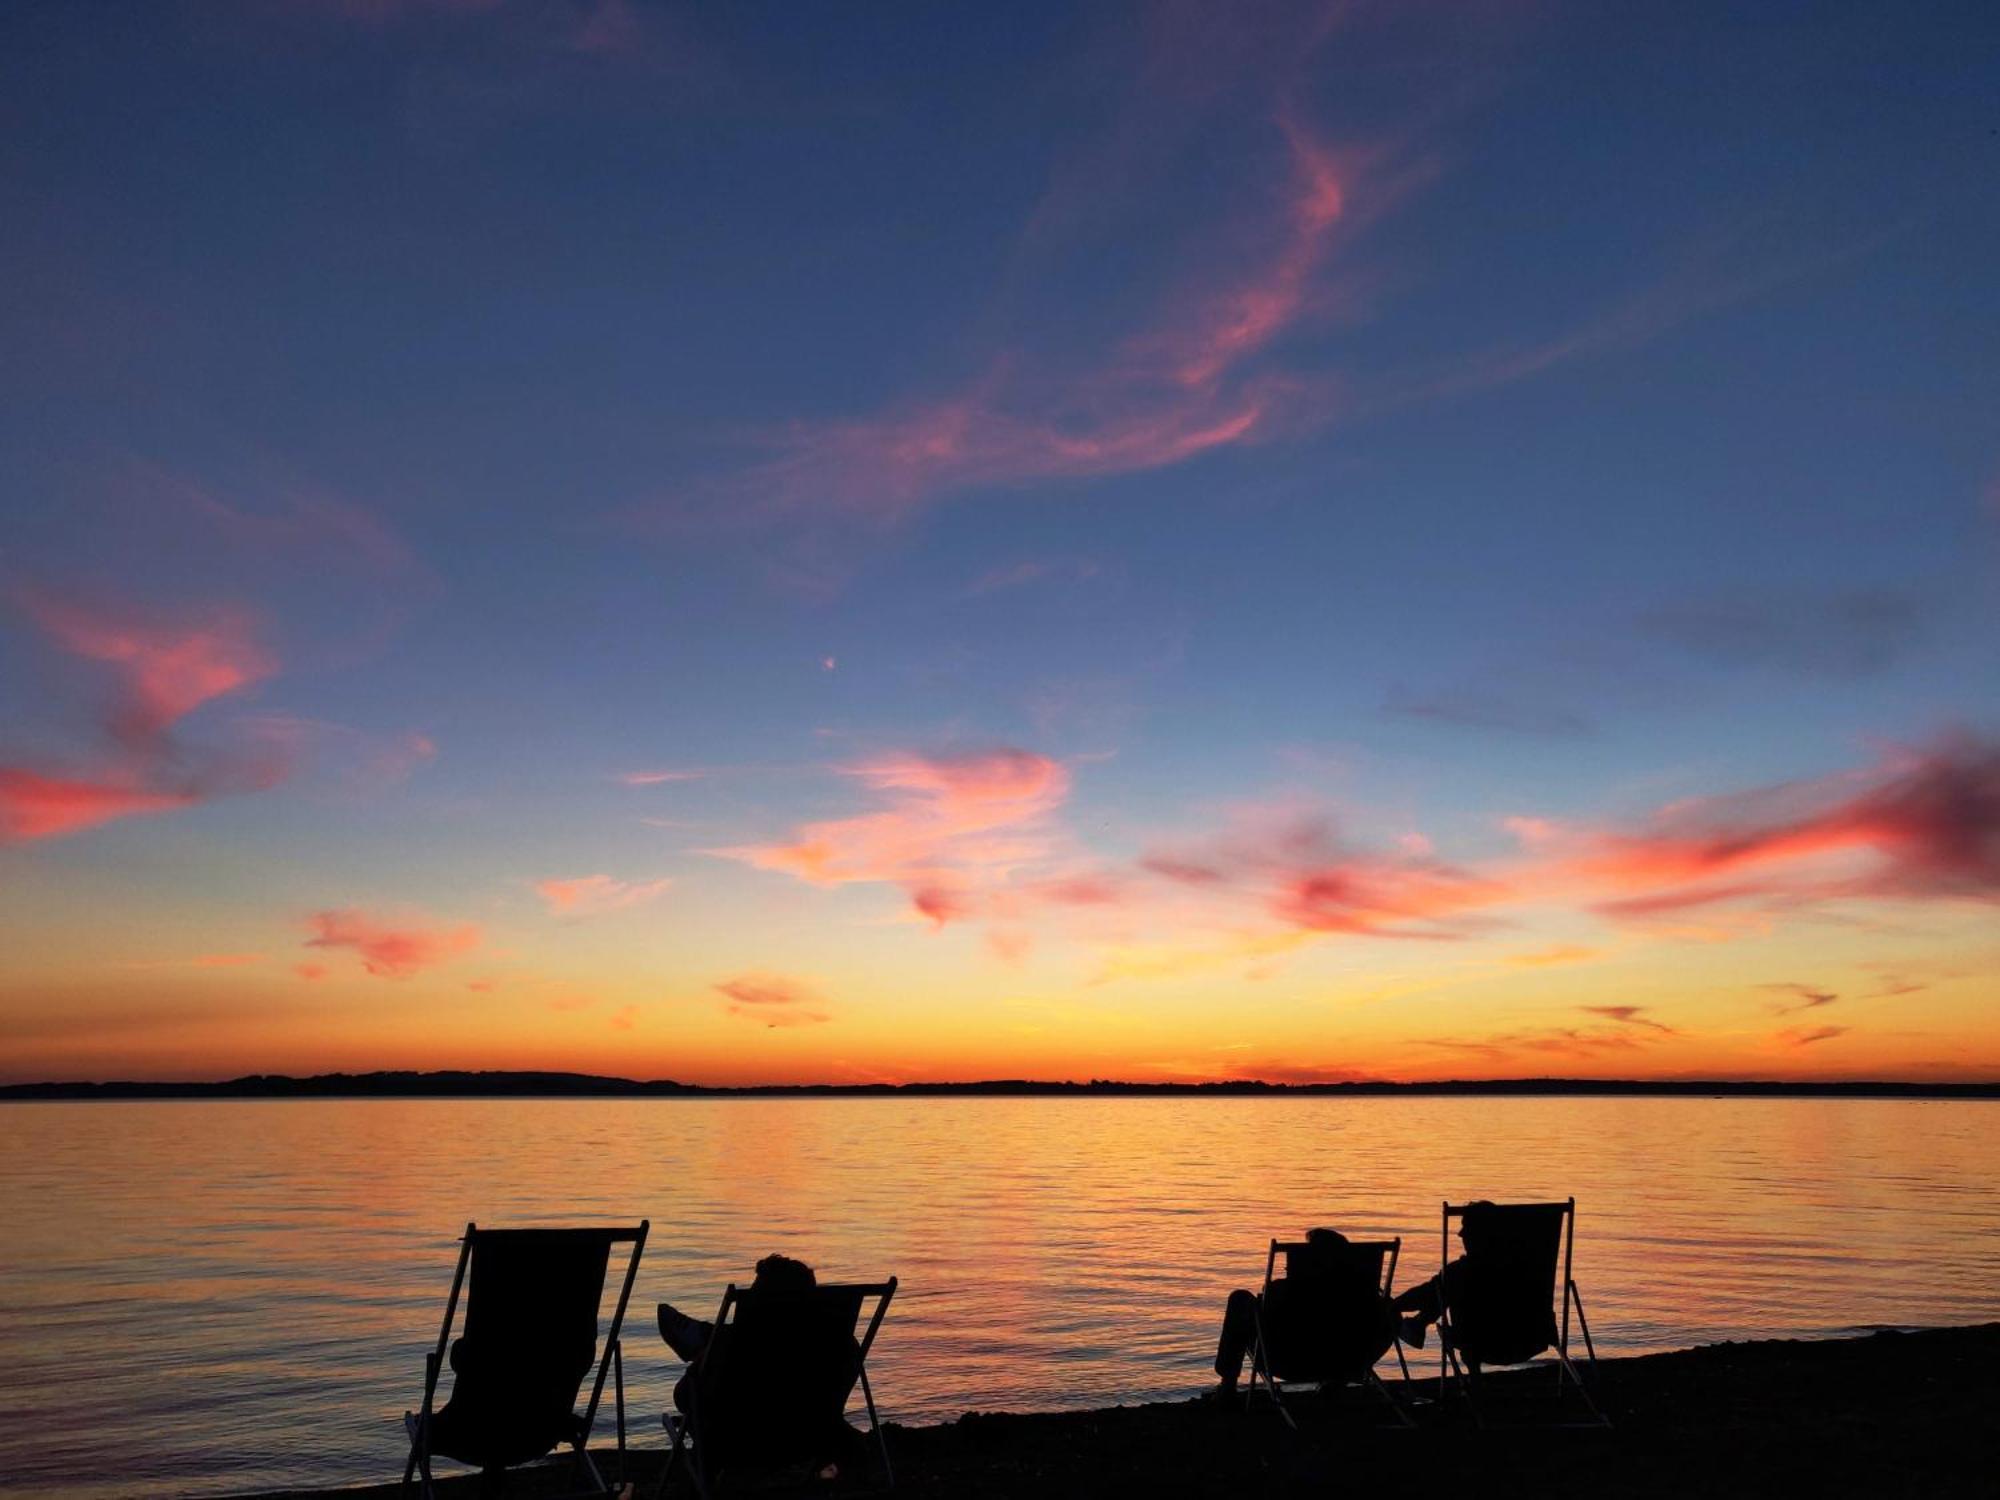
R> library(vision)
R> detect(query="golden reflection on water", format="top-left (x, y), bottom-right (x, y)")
top-left (1, 1096), bottom-right (1996, 1498)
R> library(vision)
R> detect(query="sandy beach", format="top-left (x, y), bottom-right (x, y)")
top-left (241, 1324), bottom-right (1997, 1499)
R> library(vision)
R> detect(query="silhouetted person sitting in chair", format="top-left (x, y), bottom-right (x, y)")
top-left (658, 1254), bottom-right (865, 1479)
top-left (1211, 1228), bottom-right (1398, 1398)
top-left (1394, 1199), bottom-right (1563, 1371)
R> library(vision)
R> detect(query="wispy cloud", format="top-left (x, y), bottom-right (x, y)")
top-left (534, 874), bottom-right (672, 916)
top-left (1, 587), bottom-right (292, 844)
top-left (237, 716), bottom-right (437, 792)
top-left (716, 747), bottom-right (1072, 926)
top-left (714, 973), bottom-right (832, 1027)
top-left (1418, 1025), bottom-right (1653, 1064)
top-left (617, 768), bottom-right (706, 786)
top-left (1578, 733), bottom-right (2000, 919)
top-left (1579, 1004), bottom-right (1678, 1035)
top-left (1141, 804), bottom-right (1508, 942)
top-left (1777, 1024), bottom-right (1850, 1048)
top-left (0, 769), bottom-right (196, 844)
top-left (303, 909), bottom-right (481, 978)
top-left (1641, 588), bottom-right (1923, 679)
top-left (16, 588), bottom-right (276, 746)
top-left (627, 107), bottom-right (1382, 562)
top-left (1761, 982), bottom-right (1839, 1014)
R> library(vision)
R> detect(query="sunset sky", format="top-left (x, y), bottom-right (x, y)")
top-left (3, 1), bottom-right (1996, 1085)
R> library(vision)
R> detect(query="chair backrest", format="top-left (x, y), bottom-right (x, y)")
top-left (1442, 1200), bottom-right (1567, 1364)
top-left (447, 1226), bottom-right (640, 1438)
top-left (1259, 1238), bottom-right (1397, 1382)
top-left (693, 1280), bottom-right (892, 1465)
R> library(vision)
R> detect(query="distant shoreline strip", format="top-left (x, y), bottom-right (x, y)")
top-left (3, 1072), bottom-right (1995, 1101)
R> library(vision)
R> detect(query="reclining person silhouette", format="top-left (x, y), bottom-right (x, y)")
top-left (657, 1253), bottom-right (870, 1485)
top-left (1210, 1227), bottom-right (1399, 1401)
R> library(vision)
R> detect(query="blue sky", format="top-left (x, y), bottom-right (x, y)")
top-left (2, 1), bottom-right (1996, 1083)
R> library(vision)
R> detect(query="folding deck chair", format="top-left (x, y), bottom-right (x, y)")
top-left (403, 1220), bottom-right (649, 1498)
top-left (1246, 1236), bottom-right (1414, 1429)
top-left (1434, 1198), bottom-right (1605, 1425)
top-left (658, 1276), bottom-right (896, 1499)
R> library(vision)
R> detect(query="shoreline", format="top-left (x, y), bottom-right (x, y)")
top-left (7, 1070), bottom-right (1998, 1101)
top-left (240, 1323), bottom-right (1999, 1498)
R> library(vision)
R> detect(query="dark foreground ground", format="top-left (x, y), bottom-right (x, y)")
top-left (248, 1324), bottom-right (1999, 1499)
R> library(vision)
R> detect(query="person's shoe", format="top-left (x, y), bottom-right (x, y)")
top-left (1203, 1380), bottom-right (1243, 1407)
top-left (1399, 1315), bottom-right (1428, 1350)
top-left (657, 1302), bottom-right (706, 1362)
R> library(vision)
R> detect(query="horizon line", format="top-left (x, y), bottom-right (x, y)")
top-left (3, 1068), bottom-right (1996, 1100)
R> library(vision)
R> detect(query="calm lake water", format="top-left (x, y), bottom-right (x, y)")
top-left (2, 1096), bottom-right (1996, 1498)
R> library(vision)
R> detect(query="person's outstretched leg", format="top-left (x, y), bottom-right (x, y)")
top-left (657, 1302), bottom-right (712, 1363)
top-left (1212, 1289), bottom-right (1260, 1391)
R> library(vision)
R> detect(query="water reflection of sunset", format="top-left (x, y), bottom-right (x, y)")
top-left (4, 1097), bottom-right (1996, 1495)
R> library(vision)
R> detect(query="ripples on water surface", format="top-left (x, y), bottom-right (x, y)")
top-left (2, 1097), bottom-right (1996, 1497)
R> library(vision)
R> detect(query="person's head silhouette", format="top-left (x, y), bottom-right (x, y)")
top-left (750, 1253), bottom-right (817, 1297)
top-left (1458, 1200), bottom-right (1498, 1254)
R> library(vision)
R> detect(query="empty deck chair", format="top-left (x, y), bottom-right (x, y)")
top-left (1247, 1236), bottom-right (1413, 1428)
top-left (1434, 1198), bottom-right (1604, 1424)
top-left (659, 1277), bottom-right (896, 1499)
top-left (403, 1221), bottom-right (648, 1498)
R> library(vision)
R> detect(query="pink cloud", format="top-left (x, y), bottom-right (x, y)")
top-left (1501, 815), bottom-right (1564, 850)
top-left (237, 716), bottom-right (436, 791)
top-left (1, 588), bottom-right (296, 844)
top-left (0, 769), bottom-right (195, 844)
top-left (1152, 115), bottom-right (1348, 389)
top-left (303, 909), bottom-right (481, 978)
top-left (715, 973), bottom-right (832, 1027)
top-left (17, 589), bottom-right (275, 744)
top-left (617, 768), bottom-right (705, 786)
top-left (295, 963), bottom-right (330, 981)
top-left (189, 488), bottom-right (419, 579)
top-left (1576, 734), bottom-right (2000, 918)
top-left (717, 747), bottom-right (1071, 926)
top-left (534, 874), bottom-right (673, 916)
top-left (630, 118), bottom-right (1368, 546)
top-left (607, 1004), bottom-right (639, 1030)
top-left (1142, 807), bottom-right (1507, 941)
